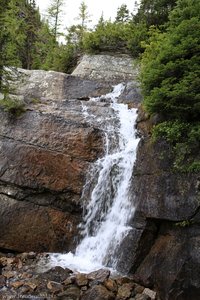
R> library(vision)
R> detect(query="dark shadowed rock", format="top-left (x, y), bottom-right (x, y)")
top-left (11, 68), bottom-right (111, 102)
top-left (118, 81), bottom-right (142, 108)
top-left (0, 275), bottom-right (6, 288)
top-left (120, 107), bottom-right (200, 299)
top-left (134, 224), bottom-right (200, 300)
top-left (43, 266), bottom-right (73, 282)
top-left (81, 285), bottom-right (115, 300)
top-left (58, 285), bottom-right (80, 299)
top-left (87, 269), bottom-right (110, 283)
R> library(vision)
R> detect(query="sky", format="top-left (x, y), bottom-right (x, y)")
top-left (35, 0), bottom-right (139, 30)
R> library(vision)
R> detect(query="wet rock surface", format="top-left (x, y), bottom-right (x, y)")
top-left (121, 108), bottom-right (200, 299)
top-left (1, 54), bottom-right (199, 299)
top-left (0, 57), bottom-right (141, 253)
top-left (0, 252), bottom-right (157, 300)
top-left (0, 94), bottom-right (106, 252)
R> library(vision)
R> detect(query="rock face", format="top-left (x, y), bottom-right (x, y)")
top-left (0, 74), bottom-right (110, 252)
top-left (0, 55), bottom-right (138, 253)
top-left (1, 53), bottom-right (199, 300)
top-left (72, 54), bottom-right (139, 83)
top-left (117, 111), bottom-right (200, 299)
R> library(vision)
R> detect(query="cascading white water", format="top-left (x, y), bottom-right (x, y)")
top-left (49, 84), bottom-right (140, 273)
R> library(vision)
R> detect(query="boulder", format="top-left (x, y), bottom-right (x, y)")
top-left (72, 54), bottom-right (139, 83)
top-left (81, 285), bottom-right (115, 300)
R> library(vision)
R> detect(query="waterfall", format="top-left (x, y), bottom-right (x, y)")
top-left (49, 84), bottom-right (140, 273)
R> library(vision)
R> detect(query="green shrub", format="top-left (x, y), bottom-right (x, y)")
top-left (82, 20), bottom-right (148, 58)
top-left (141, 0), bottom-right (200, 122)
top-left (153, 120), bottom-right (200, 172)
top-left (82, 21), bottom-right (129, 53)
top-left (0, 94), bottom-right (25, 116)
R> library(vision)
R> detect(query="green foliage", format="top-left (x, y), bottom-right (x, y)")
top-left (141, 0), bottom-right (200, 122)
top-left (152, 121), bottom-right (189, 143)
top-left (43, 44), bottom-right (78, 73)
top-left (3, 0), bottom-right (27, 68)
top-left (175, 220), bottom-right (193, 227)
top-left (3, 0), bottom-right (43, 70)
top-left (152, 121), bottom-right (200, 172)
top-left (126, 22), bottom-right (148, 58)
top-left (115, 4), bottom-right (130, 23)
top-left (0, 0), bottom-right (9, 89)
top-left (82, 21), bottom-right (129, 53)
top-left (134, 0), bottom-right (177, 28)
top-left (47, 0), bottom-right (64, 40)
top-left (0, 94), bottom-right (25, 116)
top-left (141, 0), bottom-right (200, 173)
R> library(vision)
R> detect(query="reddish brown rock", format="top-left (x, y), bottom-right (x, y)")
top-left (116, 283), bottom-right (135, 300)
top-left (75, 273), bottom-right (88, 287)
top-left (0, 195), bottom-right (80, 252)
top-left (24, 281), bottom-right (37, 290)
top-left (104, 278), bottom-right (118, 293)
top-left (10, 281), bottom-right (24, 289)
top-left (0, 69), bottom-right (113, 253)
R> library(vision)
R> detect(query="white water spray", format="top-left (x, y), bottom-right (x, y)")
top-left (49, 84), bottom-right (140, 273)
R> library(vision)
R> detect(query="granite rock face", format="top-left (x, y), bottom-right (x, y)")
top-left (0, 55), bottom-right (139, 253)
top-left (72, 54), bottom-right (139, 83)
top-left (1, 53), bottom-right (199, 299)
top-left (11, 68), bottom-right (112, 102)
top-left (117, 109), bottom-right (200, 300)
top-left (0, 85), bottom-right (110, 252)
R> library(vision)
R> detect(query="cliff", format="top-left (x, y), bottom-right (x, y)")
top-left (0, 55), bottom-right (140, 253)
top-left (120, 112), bottom-right (200, 299)
top-left (0, 54), bottom-right (199, 299)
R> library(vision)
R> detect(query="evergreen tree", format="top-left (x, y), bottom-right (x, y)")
top-left (34, 21), bottom-right (56, 70)
top-left (134, 0), bottom-right (177, 27)
top-left (23, 0), bottom-right (42, 69)
top-left (3, 0), bottom-right (42, 70)
top-left (141, 0), bottom-right (200, 121)
top-left (3, 0), bottom-right (27, 67)
top-left (115, 4), bottom-right (130, 23)
top-left (75, 1), bottom-right (91, 48)
top-left (0, 0), bottom-right (9, 90)
top-left (47, 0), bottom-right (65, 40)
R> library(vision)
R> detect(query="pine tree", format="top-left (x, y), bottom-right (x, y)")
top-left (23, 0), bottom-right (42, 69)
top-left (115, 4), bottom-right (130, 23)
top-left (47, 0), bottom-right (65, 40)
top-left (134, 0), bottom-right (177, 27)
top-left (76, 1), bottom-right (91, 47)
top-left (141, 0), bottom-right (200, 121)
top-left (0, 0), bottom-right (9, 90)
top-left (3, 0), bottom-right (27, 67)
